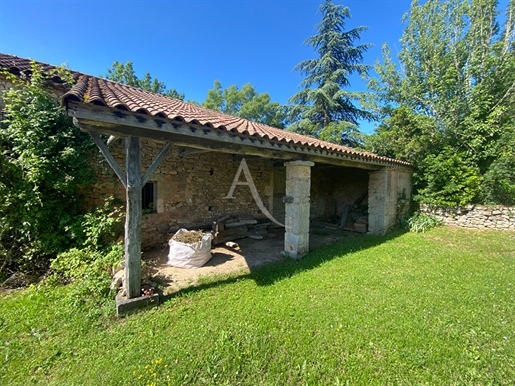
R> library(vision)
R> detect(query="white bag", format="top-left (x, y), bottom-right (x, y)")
top-left (167, 229), bottom-right (213, 268)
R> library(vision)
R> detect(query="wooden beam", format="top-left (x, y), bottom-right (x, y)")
top-left (76, 119), bottom-right (300, 162)
top-left (124, 136), bottom-right (142, 299)
top-left (142, 142), bottom-right (172, 186)
top-left (178, 148), bottom-right (210, 158)
top-left (67, 102), bottom-right (406, 171)
top-left (88, 132), bottom-right (127, 189)
top-left (76, 119), bottom-right (382, 171)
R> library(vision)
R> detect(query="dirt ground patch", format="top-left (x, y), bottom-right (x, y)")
top-left (143, 224), bottom-right (362, 295)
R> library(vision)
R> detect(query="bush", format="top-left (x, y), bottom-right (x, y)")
top-left (0, 64), bottom-right (95, 275)
top-left (406, 212), bottom-right (443, 233)
top-left (47, 198), bottom-right (124, 305)
top-left (49, 244), bottom-right (123, 305)
top-left (416, 149), bottom-right (482, 207)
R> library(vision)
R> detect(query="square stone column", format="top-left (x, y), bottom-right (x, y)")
top-left (284, 161), bottom-right (314, 259)
top-left (368, 167), bottom-right (412, 235)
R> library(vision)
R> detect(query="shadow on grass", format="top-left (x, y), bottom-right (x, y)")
top-left (161, 229), bottom-right (407, 304)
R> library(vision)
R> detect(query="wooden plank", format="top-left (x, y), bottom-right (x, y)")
top-left (142, 142), bottom-right (172, 186)
top-left (66, 103), bottom-right (397, 170)
top-left (88, 132), bottom-right (127, 189)
top-left (124, 136), bottom-right (142, 299)
top-left (339, 205), bottom-right (350, 227)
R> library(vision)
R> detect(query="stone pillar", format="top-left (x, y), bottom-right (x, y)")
top-left (368, 167), bottom-right (412, 235)
top-left (284, 161), bottom-right (314, 259)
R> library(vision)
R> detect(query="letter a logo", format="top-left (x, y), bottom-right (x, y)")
top-left (224, 158), bottom-right (284, 227)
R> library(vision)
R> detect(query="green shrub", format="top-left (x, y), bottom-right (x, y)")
top-left (0, 64), bottom-right (95, 275)
top-left (49, 244), bottom-right (123, 305)
top-left (47, 198), bottom-right (124, 306)
top-left (416, 149), bottom-right (482, 207)
top-left (406, 212), bottom-right (443, 233)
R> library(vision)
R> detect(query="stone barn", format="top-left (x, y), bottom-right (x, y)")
top-left (0, 53), bottom-right (413, 299)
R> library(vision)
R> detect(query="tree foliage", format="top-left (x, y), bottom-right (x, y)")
top-left (105, 60), bottom-right (185, 100)
top-left (287, 0), bottom-right (373, 147)
top-left (367, 0), bottom-right (515, 206)
top-left (0, 65), bottom-right (97, 275)
top-left (202, 80), bottom-right (286, 128)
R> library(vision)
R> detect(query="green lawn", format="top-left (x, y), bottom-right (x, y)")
top-left (1, 227), bottom-right (514, 385)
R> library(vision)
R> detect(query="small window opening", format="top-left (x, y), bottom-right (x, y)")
top-left (142, 182), bottom-right (156, 213)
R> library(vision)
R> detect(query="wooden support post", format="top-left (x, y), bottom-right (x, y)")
top-left (89, 132), bottom-right (127, 189)
top-left (80, 124), bottom-right (175, 301)
top-left (125, 136), bottom-right (142, 299)
top-left (142, 142), bottom-right (172, 186)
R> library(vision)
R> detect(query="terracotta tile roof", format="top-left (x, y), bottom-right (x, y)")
top-left (0, 53), bottom-right (411, 167)
top-left (0, 53), bottom-right (80, 84)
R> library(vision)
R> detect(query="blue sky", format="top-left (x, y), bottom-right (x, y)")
top-left (0, 1), bottom-right (448, 133)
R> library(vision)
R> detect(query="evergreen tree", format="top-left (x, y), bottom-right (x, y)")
top-left (288, 0), bottom-right (373, 147)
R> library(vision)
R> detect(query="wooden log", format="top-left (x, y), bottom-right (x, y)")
top-left (125, 136), bottom-right (142, 299)
top-left (213, 234), bottom-right (247, 245)
top-left (225, 221), bottom-right (246, 228)
top-left (216, 215), bottom-right (231, 223)
top-left (215, 226), bottom-right (248, 237)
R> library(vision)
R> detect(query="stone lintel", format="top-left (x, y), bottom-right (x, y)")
top-left (284, 160), bottom-right (315, 167)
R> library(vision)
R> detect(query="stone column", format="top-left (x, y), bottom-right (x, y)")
top-left (284, 161), bottom-right (314, 259)
top-left (368, 167), bottom-right (412, 235)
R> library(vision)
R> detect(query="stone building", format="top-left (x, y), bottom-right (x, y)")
top-left (1, 53), bottom-right (413, 298)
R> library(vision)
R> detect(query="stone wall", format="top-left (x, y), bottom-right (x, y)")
top-left (0, 76), bottom-right (14, 107)
top-left (420, 204), bottom-right (515, 231)
top-left (0, 73), bottom-right (66, 111)
top-left (310, 165), bottom-right (369, 219)
top-left (368, 167), bottom-right (412, 235)
top-left (84, 138), bottom-right (276, 249)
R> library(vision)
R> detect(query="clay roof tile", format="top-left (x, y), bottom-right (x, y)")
top-left (0, 53), bottom-right (412, 167)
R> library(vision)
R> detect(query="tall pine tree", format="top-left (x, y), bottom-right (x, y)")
top-left (287, 0), bottom-right (373, 147)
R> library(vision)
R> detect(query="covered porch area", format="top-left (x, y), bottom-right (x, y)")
top-left (61, 73), bottom-right (412, 306)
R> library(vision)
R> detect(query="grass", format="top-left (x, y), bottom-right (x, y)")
top-left (1, 227), bottom-right (514, 385)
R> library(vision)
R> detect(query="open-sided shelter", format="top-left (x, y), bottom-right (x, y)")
top-left (0, 53), bottom-right (413, 299)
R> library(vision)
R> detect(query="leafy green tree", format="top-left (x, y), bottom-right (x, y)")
top-left (105, 61), bottom-right (185, 100)
top-left (367, 0), bottom-right (515, 206)
top-left (202, 80), bottom-right (286, 128)
top-left (0, 65), bottom-right (96, 275)
top-left (287, 0), bottom-right (373, 146)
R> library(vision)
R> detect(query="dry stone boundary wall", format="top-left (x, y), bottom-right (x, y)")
top-left (421, 204), bottom-right (515, 231)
